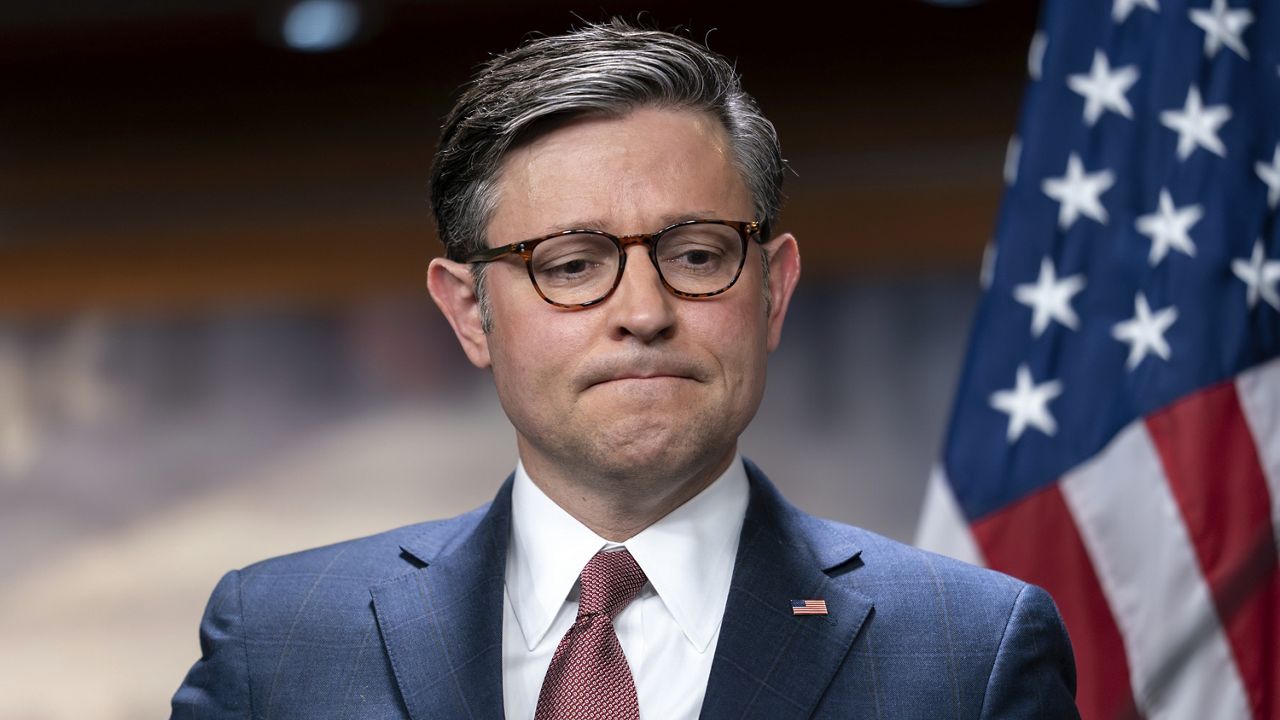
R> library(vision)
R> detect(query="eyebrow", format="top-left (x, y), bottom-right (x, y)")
top-left (534, 211), bottom-right (729, 236)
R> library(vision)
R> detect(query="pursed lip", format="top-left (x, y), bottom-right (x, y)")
top-left (594, 373), bottom-right (690, 385)
top-left (580, 361), bottom-right (704, 389)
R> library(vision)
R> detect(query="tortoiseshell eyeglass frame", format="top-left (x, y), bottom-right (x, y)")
top-left (464, 219), bottom-right (764, 309)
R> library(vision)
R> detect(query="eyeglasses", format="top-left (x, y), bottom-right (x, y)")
top-left (466, 219), bottom-right (763, 308)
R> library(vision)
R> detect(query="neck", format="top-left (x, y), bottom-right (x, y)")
top-left (518, 443), bottom-right (737, 541)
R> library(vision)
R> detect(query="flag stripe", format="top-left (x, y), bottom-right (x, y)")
top-left (972, 484), bottom-right (1139, 720)
top-left (1060, 420), bottom-right (1250, 720)
top-left (915, 467), bottom-right (985, 567)
top-left (1237, 357), bottom-right (1280, 554)
top-left (1145, 382), bottom-right (1280, 720)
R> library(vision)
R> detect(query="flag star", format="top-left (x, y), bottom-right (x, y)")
top-left (1189, 0), bottom-right (1253, 60)
top-left (1231, 239), bottom-right (1280, 311)
top-left (989, 364), bottom-right (1063, 443)
top-left (1111, 292), bottom-right (1178, 370)
top-left (1159, 86), bottom-right (1232, 161)
top-left (1042, 153), bottom-right (1116, 229)
top-left (1114, 0), bottom-right (1160, 22)
top-left (1004, 136), bottom-right (1022, 186)
top-left (1134, 188), bottom-right (1203, 265)
top-left (1256, 144), bottom-right (1280, 209)
top-left (1067, 50), bottom-right (1140, 125)
top-left (1028, 31), bottom-right (1047, 81)
top-left (1013, 257), bottom-right (1086, 337)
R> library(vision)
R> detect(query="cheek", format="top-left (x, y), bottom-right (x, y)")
top-left (694, 301), bottom-right (769, 381)
top-left (488, 301), bottom-right (591, 385)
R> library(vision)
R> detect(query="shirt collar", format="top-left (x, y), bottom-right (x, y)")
top-left (505, 456), bottom-right (749, 653)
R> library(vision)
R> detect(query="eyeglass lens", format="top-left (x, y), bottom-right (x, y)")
top-left (529, 222), bottom-right (745, 305)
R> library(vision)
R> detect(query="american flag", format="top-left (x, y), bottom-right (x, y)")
top-left (790, 599), bottom-right (828, 616)
top-left (915, 1), bottom-right (1280, 719)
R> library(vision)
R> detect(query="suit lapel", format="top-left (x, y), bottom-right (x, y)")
top-left (370, 480), bottom-right (512, 720)
top-left (701, 463), bottom-right (873, 720)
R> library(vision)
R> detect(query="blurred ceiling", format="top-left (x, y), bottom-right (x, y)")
top-left (0, 0), bottom-right (1040, 315)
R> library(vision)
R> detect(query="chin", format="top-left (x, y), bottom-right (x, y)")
top-left (590, 423), bottom-right (726, 480)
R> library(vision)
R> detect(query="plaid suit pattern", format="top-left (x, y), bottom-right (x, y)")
top-left (172, 461), bottom-right (1077, 719)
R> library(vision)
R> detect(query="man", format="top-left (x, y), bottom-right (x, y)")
top-left (172, 19), bottom-right (1079, 719)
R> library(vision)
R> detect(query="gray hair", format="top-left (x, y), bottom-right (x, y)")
top-left (429, 18), bottom-right (785, 326)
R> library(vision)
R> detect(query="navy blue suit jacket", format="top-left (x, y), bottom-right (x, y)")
top-left (172, 461), bottom-right (1079, 718)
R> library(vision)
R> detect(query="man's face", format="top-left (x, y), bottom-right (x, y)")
top-left (433, 107), bottom-right (799, 493)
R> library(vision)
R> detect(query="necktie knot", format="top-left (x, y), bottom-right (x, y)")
top-left (577, 548), bottom-right (647, 618)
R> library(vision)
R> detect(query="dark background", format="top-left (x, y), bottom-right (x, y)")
top-left (1, 0), bottom-right (1036, 312)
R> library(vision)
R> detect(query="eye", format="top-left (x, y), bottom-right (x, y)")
top-left (680, 249), bottom-right (716, 265)
top-left (531, 234), bottom-right (615, 286)
top-left (662, 244), bottom-right (725, 272)
top-left (542, 256), bottom-right (596, 279)
top-left (658, 228), bottom-right (737, 276)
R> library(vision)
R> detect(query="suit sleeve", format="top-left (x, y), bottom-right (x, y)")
top-left (170, 570), bottom-right (254, 719)
top-left (980, 583), bottom-right (1081, 719)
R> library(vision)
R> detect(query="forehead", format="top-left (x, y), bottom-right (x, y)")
top-left (488, 107), bottom-right (753, 243)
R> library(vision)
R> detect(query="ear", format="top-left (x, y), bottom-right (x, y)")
top-left (762, 233), bottom-right (801, 352)
top-left (426, 258), bottom-right (492, 369)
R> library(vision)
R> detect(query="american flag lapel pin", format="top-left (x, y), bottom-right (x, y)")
top-left (790, 599), bottom-right (828, 616)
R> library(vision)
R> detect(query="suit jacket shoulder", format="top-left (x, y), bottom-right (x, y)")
top-left (709, 460), bottom-right (1079, 719)
top-left (831, 519), bottom-right (1078, 716)
top-left (170, 496), bottom-right (505, 720)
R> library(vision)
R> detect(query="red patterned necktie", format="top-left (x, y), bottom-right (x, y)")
top-left (534, 548), bottom-right (648, 720)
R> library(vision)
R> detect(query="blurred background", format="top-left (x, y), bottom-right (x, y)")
top-left (0, 0), bottom-right (1038, 717)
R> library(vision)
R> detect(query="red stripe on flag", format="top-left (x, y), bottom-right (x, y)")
top-left (973, 484), bottom-right (1142, 720)
top-left (1146, 382), bottom-right (1280, 720)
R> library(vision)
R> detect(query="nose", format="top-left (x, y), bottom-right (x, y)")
top-left (605, 244), bottom-right (677, 343)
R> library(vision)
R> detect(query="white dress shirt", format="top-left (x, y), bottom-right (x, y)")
top-left (502, 456), bottom-right (749, 720)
